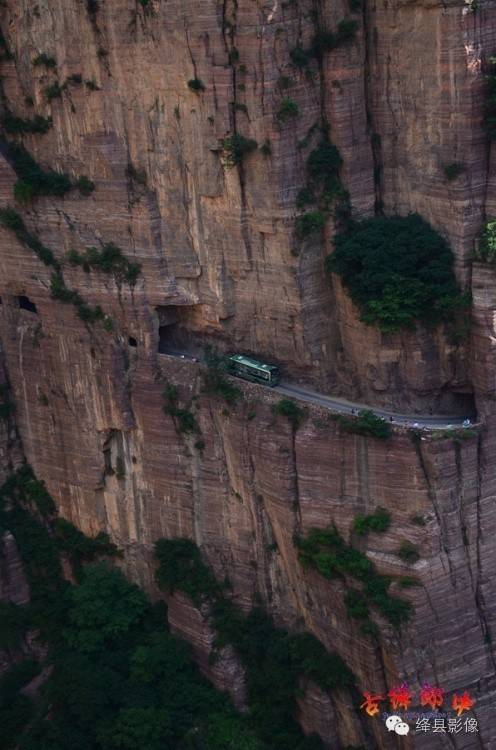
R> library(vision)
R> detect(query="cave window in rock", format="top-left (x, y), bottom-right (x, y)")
top-left (128, 336), bottom-right (137, 348)
top-left (157, 304), bottom-right (201, 355)
top-left (17, 295), bottom-right (37, 314)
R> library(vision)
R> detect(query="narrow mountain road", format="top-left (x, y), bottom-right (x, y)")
top-left (159, 349), bottom-right (475, 431)
top-left (275, 382), bottom-right (471, 429)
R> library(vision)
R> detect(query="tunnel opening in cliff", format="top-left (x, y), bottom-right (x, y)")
top-left (157, 304), bottom-right (205, 356)
top-left (17, 295), bottom-right (37, 314)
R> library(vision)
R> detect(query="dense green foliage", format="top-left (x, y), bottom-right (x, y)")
top-left (0, 469), bottom-right (271, 750)
top-left (154, 538), bottom-right (220, 605)
top-left (67, 243), bottom-right (140, 285)
top-left (222, 135), bottom-right (258, 167)
top-left (154, 539), bottom-right (355, 750)
top-left (485, 55), bottom-right (496, 139)
top-left (8, 144), bottom-right (71, 201)
top-left (0, 602), bottom-right (30, 651)
top-left (276, 98), bottom-right (299, 122)
top-left (334, 409), bottom-right (391, 440)
top-left (3, 113), bottom-right (52, 136)
top-left (306, 141), bottom-right (342, 185)
top-left (75, 175), bottom-right (95, 196)
top-left (0, 467), bottom-right (359, 750)
top-left (443, 162), bottom-right (464, 181)
top-left (188, 78), bottom-right (206, 92)
top-left (296, 526), bottom-right (412, 628)
top-left (290, 15), bottom-right (358, 67)
top-left (0, 383), bottom-right (13, 421)
top-left (327, 214), bottom-right (467, 332)
top-left (295, 210), bottom-right (325, 238)
top-left (353, 507), bottom-right (391, 536)
top-left (32, 53), bottom-right (56, 68)
top-left (162, 383), bottom-right (201, 436)
top-left (296, 186), bottom-right (315, 208)
top-left (202, 349), bottom-right (241, 404)
top-left (272, 399), bottom-right (304, 429)
top-left (289, 47), bottom-right (309, 68)
top-left (475, 218), bottom-right (496, 264)
top-left (397, 541), bottom-right (420, 564)
top-left (296, 133), bottom-right (349, 239)
top-left (43, 82), bottom-right (62, 102)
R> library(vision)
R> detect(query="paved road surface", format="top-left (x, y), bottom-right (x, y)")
top-left (275, 382), bottom-right (471, 429)
top-left (159, 349), bottom-right (475, 431)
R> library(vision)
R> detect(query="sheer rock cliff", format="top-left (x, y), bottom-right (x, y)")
top-left (1, 0), bottom-right (496, 747)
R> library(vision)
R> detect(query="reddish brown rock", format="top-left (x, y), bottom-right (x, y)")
top-left (0, 0), bottom-right (495, 747)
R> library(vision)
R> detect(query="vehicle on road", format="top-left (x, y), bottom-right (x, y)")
top-left (228, 354), bottom-right (280, 387)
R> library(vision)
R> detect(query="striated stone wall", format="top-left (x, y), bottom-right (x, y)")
top-left (0, 0), bottom-right (494, 404)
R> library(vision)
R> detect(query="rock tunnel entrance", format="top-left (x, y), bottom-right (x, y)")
top-left (17, 295), bottom-right (37, 314)
top-left (157, 305), bottom-right (204, 356)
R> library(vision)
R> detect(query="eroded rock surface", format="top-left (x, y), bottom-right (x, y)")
top-left (0, 0), bottom-right (496, 747)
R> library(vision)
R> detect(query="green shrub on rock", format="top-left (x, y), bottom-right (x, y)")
top-left (222, 134), bottom-right (258, 167)
top-left (476, 219), bottom-right (496, 264)
top-left (272, 398), bottom-right (304, 428)
top-left (277, 97), bottom-right (299, 122)
top-left (295, 210), bottom-right (325, 238)
top-left (335, 410), bottom-right (391, 439)
top-left (353, 507), bottom-right (391, 535)
top-left (327, 214), bottom-right (468, 332)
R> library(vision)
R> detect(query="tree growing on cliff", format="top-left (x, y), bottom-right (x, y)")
top-left (475, 218), bottom-right (496, 264)
top-left (221, 134), bottom-right (258, 167)
top-left (327, 214), bottom-right (468, 332)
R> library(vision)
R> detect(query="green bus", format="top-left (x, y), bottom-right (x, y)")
top-left (228, 354), bottom-right (280, 387)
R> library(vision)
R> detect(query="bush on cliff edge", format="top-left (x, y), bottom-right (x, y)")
top-left (326, 214), bottom-right (468, 333)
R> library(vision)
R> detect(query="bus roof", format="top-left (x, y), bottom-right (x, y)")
top-left (229, 354), bottom-right (278, 372)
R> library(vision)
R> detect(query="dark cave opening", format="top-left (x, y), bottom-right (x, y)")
top-left (17, 295), bottom-right (37, 314)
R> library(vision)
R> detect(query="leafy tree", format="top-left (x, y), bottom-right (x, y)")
top-left (353, 507), bottom-right (391, 535)
top-left (0, 601), bottom-right (30, 651)
top-left (277, 98), bottom-right (299, 122)
top-left (336, 410), bottom-right (391, 439)
top-left (154, 538), bottom-right (220, 604)
top-left (295, 210), bottom-right (325, 238)
top-left (222, 135), bottom-right (258, 167)
top-left (64, 564), bottom-right (147, 653)
top-left (296, 526), bottom-right (412, 627)
top-left (97, 708), bottom-right (173, 750)
top-left (327, 214), bottom-right (467, 332)
top-left (476, 218), bottom-right (496, 263)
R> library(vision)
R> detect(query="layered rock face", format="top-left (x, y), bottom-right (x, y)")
top-left (1, 0), bottom-right (496, 747)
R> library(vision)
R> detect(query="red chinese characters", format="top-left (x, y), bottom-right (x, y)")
top-left (360, 692), bottom-right (383, 717)
top-left (388, 684), bottom-right (413, 711)
top-left (420, 684), bottom-right (445, 710)
top-left (452, 692), bottom-right (475, 717)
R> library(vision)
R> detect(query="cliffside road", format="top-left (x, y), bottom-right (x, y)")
top-left (275, 382), bottom-right (471, 430)
top-left (160, 350), bottom-right (474, 430)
